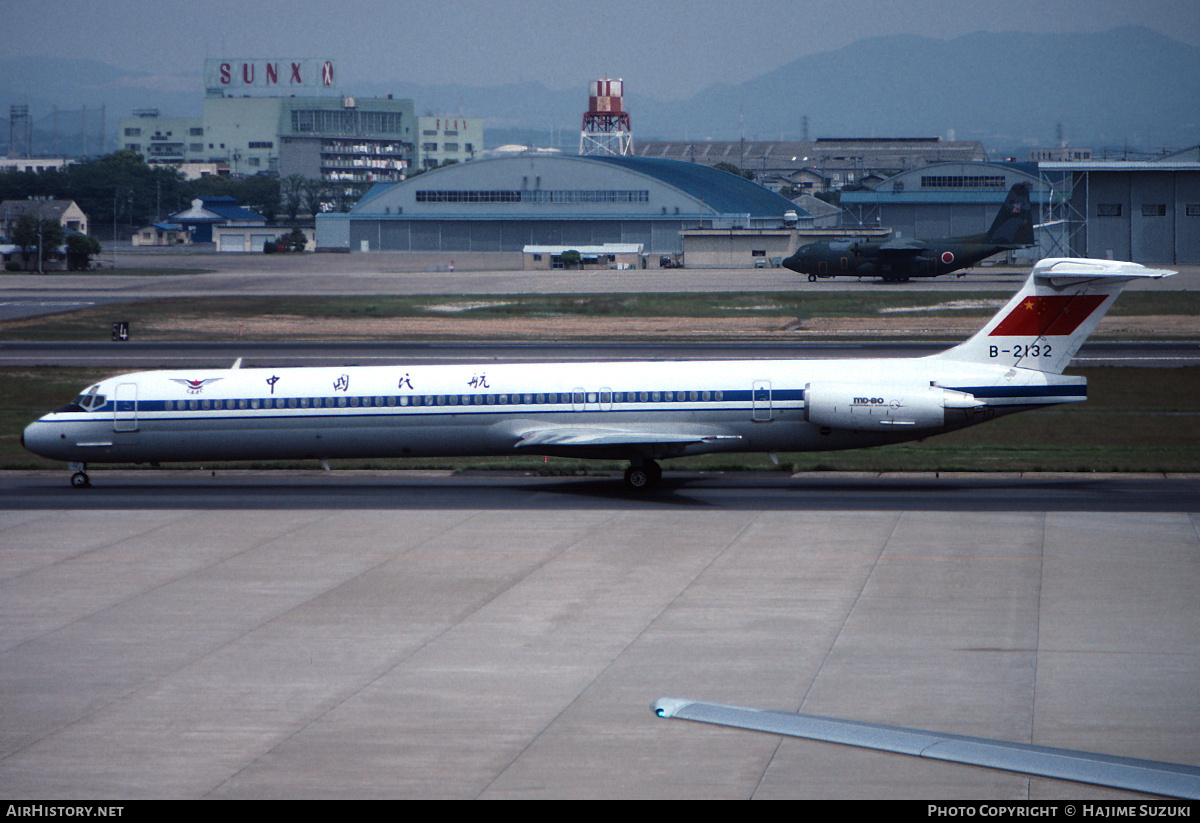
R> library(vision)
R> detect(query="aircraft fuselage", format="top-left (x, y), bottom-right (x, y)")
top-left (783, 238), bottom-right (1010, 282)
top-left (22, 356), bottom-right (1076, 469)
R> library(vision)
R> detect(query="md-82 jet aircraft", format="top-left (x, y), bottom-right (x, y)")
top-left (783, 183), bottom-right (1035, 282)
top-left (23, 257), bottom-right (1170, 491)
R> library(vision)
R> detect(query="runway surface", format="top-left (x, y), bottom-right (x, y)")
top-left (4, 469), bottom-right (1200, 512)
top-left (3, 340), bottom-right (1197, 368)
top-left (1, 470), bottom-right (1198, 798)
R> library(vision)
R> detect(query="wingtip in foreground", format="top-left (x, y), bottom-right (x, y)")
top-left (652, 697), bottom-right (1200, 799)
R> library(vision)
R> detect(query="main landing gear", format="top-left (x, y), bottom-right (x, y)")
top-left (623, 459), bottom-right (662, 491)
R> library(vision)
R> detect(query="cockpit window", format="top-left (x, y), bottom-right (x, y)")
top-left (71, 393), bottom-right (106, 410)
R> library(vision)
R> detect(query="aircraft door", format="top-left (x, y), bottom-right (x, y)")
top-left (752, 380), bottom-right (772, 422)
top-left (113, 382), bottom-right (138, 432)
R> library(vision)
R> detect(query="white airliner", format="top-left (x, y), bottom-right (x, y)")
top-left (23, 257), bottom-right (1172, 490)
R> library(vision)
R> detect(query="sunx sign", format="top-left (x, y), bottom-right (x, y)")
top-left (205, 59), bottom-right (335, 90)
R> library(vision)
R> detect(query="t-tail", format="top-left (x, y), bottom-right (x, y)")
top-left (984, 183), bottom-right (1035, 248)
top-left (936, 257), bottom-right (1174, 374)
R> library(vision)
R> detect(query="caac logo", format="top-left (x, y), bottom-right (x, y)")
top-left (170, 378), bottom-right (223, 395)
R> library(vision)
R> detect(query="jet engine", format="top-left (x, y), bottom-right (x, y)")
top-left (805, 383), bottom-right (982, 431)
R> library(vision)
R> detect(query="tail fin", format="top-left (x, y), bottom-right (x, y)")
top-left (937, 257), bottom-right (1174, 374)
top-left (985, 183), bottom-right (1035, 247)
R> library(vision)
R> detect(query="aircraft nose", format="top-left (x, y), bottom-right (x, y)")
top-left (22, 418), bottom-right (63, 460)
top-left (782, 251), bottom-right (804, 273)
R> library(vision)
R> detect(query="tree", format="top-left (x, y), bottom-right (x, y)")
top-left (299, 178), bottom-right (328, 217)
top-left (280, 174), bottom-right (308, 220)
top-left (712, 162), bottom-right (755, 180)
top-left (9, 212), bottom-right (64, 271)
top-left (65, 234), bottom-right (102, 270)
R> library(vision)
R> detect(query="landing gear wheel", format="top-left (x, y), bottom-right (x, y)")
top-left (70, 471), bottom-right (90, 489)
top-left (623, 460), bottom-right (661, 491)
top-left (624, 466), bottom-right (651, 490)
top-left (808, 274), bottom-right (817, 282)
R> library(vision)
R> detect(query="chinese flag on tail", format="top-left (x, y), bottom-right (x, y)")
top-left (989, 294), bottom-right (1108, 337)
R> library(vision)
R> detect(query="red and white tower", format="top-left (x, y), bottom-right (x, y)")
top-left (579, 78), bottom-right (633, 156)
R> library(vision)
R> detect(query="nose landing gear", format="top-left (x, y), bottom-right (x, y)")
top-left (69, 462), bottom-right (90, 489)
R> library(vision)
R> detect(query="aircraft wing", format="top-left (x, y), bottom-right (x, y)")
top-left (513, 425), bottom-right (741, 449)
top-left (875, 237), bottom-right (928, 255)
top-left (652, 697), bottom-right (1200, 799)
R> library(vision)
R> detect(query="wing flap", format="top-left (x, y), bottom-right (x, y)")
top-left (514, 426), bottom-right (741, 449)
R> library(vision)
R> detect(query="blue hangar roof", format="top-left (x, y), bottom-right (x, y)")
top-left (351, 154), bottom-right (802, 218)
top-left (584, 155), bottom-right (803, 217)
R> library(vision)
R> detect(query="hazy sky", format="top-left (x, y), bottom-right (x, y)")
top-left (9, 0), bottom-right (1200, 99)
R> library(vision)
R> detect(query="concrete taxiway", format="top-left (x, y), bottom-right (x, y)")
top-left (1, 471), bottom-right (1197, 799)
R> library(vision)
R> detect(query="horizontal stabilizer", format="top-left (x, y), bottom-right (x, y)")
top-left (652, 697), bottom-right (1200, 799)
top-left (1032, 257), bottom-right (1176, 287)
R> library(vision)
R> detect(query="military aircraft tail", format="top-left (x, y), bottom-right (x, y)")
top-left (936, 257), bottom-right (1174, 374)
top-left (984, 183), bottom-right (1035, 247)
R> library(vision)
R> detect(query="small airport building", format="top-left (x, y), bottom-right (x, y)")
top-left (315, 153), bottom-right (800, 257)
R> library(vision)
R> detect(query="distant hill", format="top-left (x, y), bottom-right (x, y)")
top-left (638, 26), bottom-right (1200, 151)
top-left (2, 26), bottom-right (1195, 157)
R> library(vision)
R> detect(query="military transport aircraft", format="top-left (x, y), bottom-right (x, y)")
top-left (23, 257), bottom-right (1170, 491)
top-left (783, 183), bottom-right (1035, 282)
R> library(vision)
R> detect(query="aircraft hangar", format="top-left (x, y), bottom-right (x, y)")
top-left (314, 153), bottom-right (801, 255)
